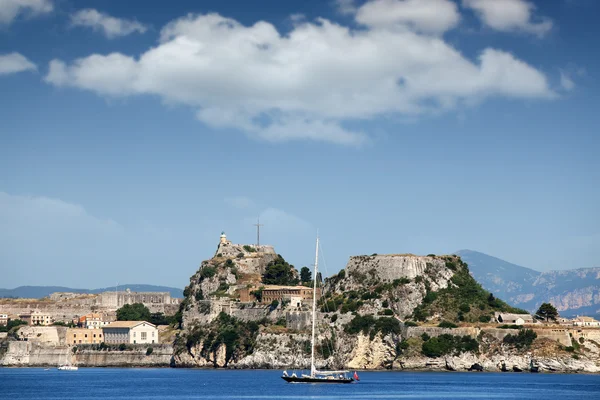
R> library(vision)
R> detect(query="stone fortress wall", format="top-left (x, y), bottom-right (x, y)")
top-left (0, 290), bottom-right (181, 323)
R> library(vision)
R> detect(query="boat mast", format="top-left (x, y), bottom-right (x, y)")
top-left (310, 235), bottom-right (319, 378)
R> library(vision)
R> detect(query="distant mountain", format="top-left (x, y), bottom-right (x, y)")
top-left (0, 284), bottom-right (183, 299)
top-left (456, 250), bottom-right (600, 318)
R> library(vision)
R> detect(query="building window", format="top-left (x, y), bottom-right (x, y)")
top-left (141, 332), bottom-right (147, 340)
top-left (133, 332), bottom-right (136, 337)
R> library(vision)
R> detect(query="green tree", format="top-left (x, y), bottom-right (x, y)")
top-left (535, 303), bottom-right (558, 322)
top-left (116, 303), bottom-right (151, 321)
top-left (300, 266), bottom-right (312, 283)
top-left (262, 255), bottom-right (298, 285)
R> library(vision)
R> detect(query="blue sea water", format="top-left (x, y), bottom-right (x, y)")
top-left (1, 368), bottom-right (600, 399)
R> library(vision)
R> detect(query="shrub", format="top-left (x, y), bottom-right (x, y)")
top-left (579, 337), bottom-right (585, 344)
top-left (421, 333), bottom-right (431, 342)
top-left (270, 300), bottom-right (279, 310)
top-left (344, 315), bottom-right (376, 335)
top-left (393, 277), bottom-right (411, 286)
top-left (404, 321), bottom-right (418, 327)
top-left (195, 290), bottom-right (204, 301)
top-left (237, 252), bottom-right (244, 258)
top-left (337, 269), bottom-right (346, 279)
top-left (423, 291), bottom-right (438, 304)
top-left (382, 300), bottom-right (389, 308)
top-left (421, 334), bottom-right (478, 358)
top-left (459, 304), bottom-right (471, 313)
top-left (565, 346), bottom-right (575, 352)
top-left (201, 266), bottom-right (217, 279)
top-left (498, 324), bottom-right (520, 329)
top-left (478, 315), bottom-right (491, 323)
top-left (379, 309), bottom-right (394, 316)
top-left (438, 321), bottom-right (458, 328)
top-left (331, 314), bottom-right (338, 323)
top-left (118, 343), bottom-right (127, 351)
top-left (243, 245), bottom-right (256, 252)
top-left (503, 329), bottom-right (537, 349)
top-left (146, 347), bottom-right (153, 356)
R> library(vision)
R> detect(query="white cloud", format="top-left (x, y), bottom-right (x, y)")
top-left (334, 0), bottom-right (358, 15)
top-left (45, 10), bottom-right (554, 145)
top-left (225, 196), bottom-right (255, 209)
top-left (70, 8), bottom-right (148, 38)
top-left (0, 52), bottom-right (36, 75)
top-left (463, 0), bottom-right (552, 37)
top-left (356, 0), bottom-right (461, 34)
top-left (0, 0), bottom-right (52, 25)
top-left (560, 70), bottom-right (575, 91)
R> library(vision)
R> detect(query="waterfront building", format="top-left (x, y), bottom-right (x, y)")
top-left (102, 321), bottom-right (159, 344)
top-left (67, 328), bottom-right (104, 344)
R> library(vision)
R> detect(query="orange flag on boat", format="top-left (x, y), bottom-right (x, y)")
top-left (353, 371), bottom-right (360, 381)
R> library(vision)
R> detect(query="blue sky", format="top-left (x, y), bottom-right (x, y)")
top-left (1, 0), bottom-right (598, 289)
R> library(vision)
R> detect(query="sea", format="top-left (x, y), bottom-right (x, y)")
top-left (1, 368), bottom-right (600, 399)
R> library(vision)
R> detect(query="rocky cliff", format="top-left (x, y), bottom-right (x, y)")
top-left (458, 250), bottom-right (600, 318)
top-left (171, 250), bottom-right (600, 373)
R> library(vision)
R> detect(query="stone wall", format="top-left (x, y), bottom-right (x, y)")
top-left (533, 328), bottom-right (572, 347)
top-left (1, 341), bottom-right (71, 366)
top-left (74, 345), bottom-right (173, 367)
top-left (17, 326), bottom-right (66, 345)
top-left (0, 341), bottom-right (173, 367)
top-left (404, 326), bottom-right (480, 339)
top-left (286, 311), bottom-right (311, 331)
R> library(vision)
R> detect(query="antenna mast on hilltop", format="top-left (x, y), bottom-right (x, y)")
top-left (254, 218), bottom-right (264, 248)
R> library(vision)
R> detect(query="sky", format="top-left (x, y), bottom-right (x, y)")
top-left (0, 0), bottom-right (598, 289)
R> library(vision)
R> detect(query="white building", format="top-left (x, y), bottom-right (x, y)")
top-left (102, 321), bottom-right (159, 344)
top-left (494, 312), bottom-right (534, 325)
top-left (0, 314), bottom-right (8, 326)
top-left (573, 316), bottom-right (600, 327)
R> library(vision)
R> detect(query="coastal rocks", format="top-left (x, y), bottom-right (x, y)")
top-left (234, 332), bottom-right (311, 369)
top-left (346, 333), bottom-right (395, 369)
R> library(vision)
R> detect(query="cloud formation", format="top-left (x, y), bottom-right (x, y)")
top-left (45, 2), bottom-right (554, 145)
top-left (0, 52), bottom-right (36, 75)
top-left (356, 0), bottom-right (460, 34)
top-left (0, 0), bottom-right (52, 25)
top-left (463, 0), bottom-right (552, 37)
top-left (70, 8), bottom-right (148, 38)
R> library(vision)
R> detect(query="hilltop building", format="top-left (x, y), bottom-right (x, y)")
top-left (573, 316), bottom-right (600, 327)
top-left (0, 314), bottom-right (7, 326)
top-left (494, 312), bottom-right (534, 325)
top-left (239, 285), bottom-right (320, 307)
top-left (103, 321), bottom-right (159, 344)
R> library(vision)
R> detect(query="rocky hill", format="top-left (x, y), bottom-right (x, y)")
top-left (457, 250), bottom-right (600, 318)
top-left (172, 245), bottom-right (600, 373)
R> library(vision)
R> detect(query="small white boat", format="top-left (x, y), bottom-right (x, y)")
top-left (58, 364), bottom-right (78, 371)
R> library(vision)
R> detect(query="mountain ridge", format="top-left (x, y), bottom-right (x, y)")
top-left (0, 284), bottom-right (183, 299)
top-left (456, 249), bottom-right (600, 318)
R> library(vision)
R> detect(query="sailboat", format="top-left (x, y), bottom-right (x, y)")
top-left (58, 350), bottom-right (78, 371)
top-left (281, 236), bottom-right (357, 384)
